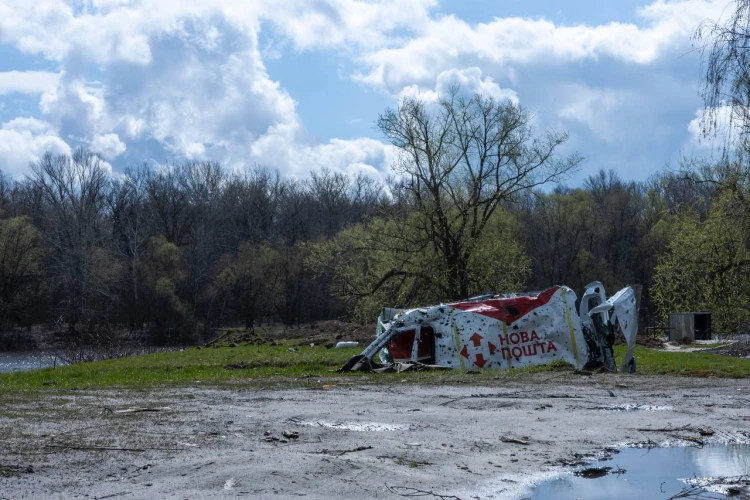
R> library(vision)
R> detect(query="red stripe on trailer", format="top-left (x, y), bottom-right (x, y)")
top-left (450, 286), bottom-right (561, 323)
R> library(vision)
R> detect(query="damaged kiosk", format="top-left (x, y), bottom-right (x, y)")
top-left (341, 282), bottom-right (637, 373)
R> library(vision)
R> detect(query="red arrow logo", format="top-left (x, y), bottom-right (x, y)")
top-left (460, 345), bottom-right (469, 359)
top-left (469, 333), bottom-right (483, 347)
top-left (488, 342), bottom-right (497, 355)
top-left (474, 353), bottom-right (487, 368)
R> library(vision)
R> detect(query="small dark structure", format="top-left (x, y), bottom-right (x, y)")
top-left (668, 312), bottom-right (712, 341)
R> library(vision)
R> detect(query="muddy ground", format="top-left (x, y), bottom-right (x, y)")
top-left (2, 373), bottom-right (750, 499)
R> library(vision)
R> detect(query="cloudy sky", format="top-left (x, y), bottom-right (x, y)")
top-left (0, 0), bottom-right (735, 184)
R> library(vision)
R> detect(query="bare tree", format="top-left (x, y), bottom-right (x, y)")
top-left (224, 165), bottom-right (283, 245)
top-left (309, 169), bottom-right (355, 238)
top-left (696, 0), bottom-right (750, 142)
top-left (30, 148), bottom-right (119, 329)
top-left (145, 166), bottom-right (194, 246)
top-left (107, 164), bottom-right (154, 327)
top-left (377, 86), bottom-right (581, 299)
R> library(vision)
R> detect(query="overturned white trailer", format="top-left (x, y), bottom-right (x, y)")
top-left (341, 282), bottom-right (638, 373)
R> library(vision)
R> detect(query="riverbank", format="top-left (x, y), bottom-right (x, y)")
top-left (1, 373), bottom-right (749, 499)
top-left (2, 344), bottom-right (750, 391)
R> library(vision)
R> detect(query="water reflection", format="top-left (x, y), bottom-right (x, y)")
top-left (686, 444), bottom-right (750, 478)
top-left (0, 347), bottom-right (180, 373)
top-left (0, 351), bottom-right (63, 373)
top-left (530, 444), bottom-right (750, 499)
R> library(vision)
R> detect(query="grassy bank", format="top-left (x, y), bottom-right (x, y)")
top-left (620, 346), bottom-right (750, 378)
top-left (0, 344), bottom-right (360, 391)
top-left (0, 344), bottom-right (749, 391)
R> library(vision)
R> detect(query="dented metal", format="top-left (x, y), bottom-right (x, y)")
top-left (340, 284), bottom-right (638, 373)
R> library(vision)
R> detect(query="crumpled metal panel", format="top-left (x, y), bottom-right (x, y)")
top-left (341, 283), bottom-right (638, 373)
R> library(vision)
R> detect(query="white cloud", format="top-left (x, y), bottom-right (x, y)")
top-left (251, 119), bottom-right (396, 179)
top-left (0, 118), bottom-right (71, 177)
top-left (557, 85), bottom-right (628, 142)
top-left (3, 117), bottom-right (54, 134)
top-left (0, 0), bottom-right (434, 63)
top-left (687, 105), bottom-right (738, 149)
top-left (0, 0), bottom-right (733, 182)
top-left (399, 67), bottom-right (518, 104)
top-left (355, 0), bottom-right (730, 94)
top-left (264, 0), bottom-right (436, 50)
top-left (0, 1), bottom-right (407, 178)
top-left (0, 71), bottom-right (59, 94)
top-left (305, 137), bottom-right (397, 176)
top-left (40, 76), bottom-right (107, 138)
top-left (91, 133), bottom-right (126, 159)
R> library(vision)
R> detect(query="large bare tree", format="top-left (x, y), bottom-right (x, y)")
top-left (377, 87), bottom-right (581, 299)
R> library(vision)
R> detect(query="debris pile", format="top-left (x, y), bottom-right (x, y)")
top-left (204, 329), bottom-right (275, 348)
top-left (704, 340), bottom-right (750, 358)
top-left (290, 321), bottom-right (376, 347)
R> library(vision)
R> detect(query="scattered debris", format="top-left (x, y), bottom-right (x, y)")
top-left (205, 329), bottom-right (275, 348)
top-left (385, 484), bottom-right (461, 500)
top-left (574, 466), bottom-right (626, 478)
top-left (0, 464), bottom-right (33, 477)
top-left (589, 404), bottom-right (673, 412)
top-left (299, 421), bottom-right (409, 432)
top-left (675, 476), bottom-right (750, 499)
top-left (94, 492), bottom-right (133, 500)
top-left (315, 446), bottom-right (373, 456)
top-left (113, 407), bottom-right (171, 414)
top-left (335, 341), bottom-right (359, 348)
top-left (383, 456), bottom-right (432, 468)
top-left (635, 425), bottom-right (695, 432)
top-left (282, 430), bottom-right (299, 440)
top-left (704, 341), bottom-right (750, 358)
top-left (290, 321), bottom-right (376, 347)
top-left (500, 436), bottom-right (529, 445)
top-left (368, 361), bottom-right (452, 373)
top-left (262, 436), bottom-right (285, 443)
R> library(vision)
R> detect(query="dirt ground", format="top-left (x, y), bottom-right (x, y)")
top-left (2, 373), bottom-right (750, 499)
top-left (206, 321), bottom-right (377, 349)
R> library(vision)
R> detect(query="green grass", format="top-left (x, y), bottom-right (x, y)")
top-left (614, 345), bottom-right (750, 378)
top-left (1, 344), bottom-right (749, 392)
top-left (0, 344), bottom-right (361, 391)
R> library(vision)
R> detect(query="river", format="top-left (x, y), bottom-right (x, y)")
top-left (0, 350), bottom-right (64, 373)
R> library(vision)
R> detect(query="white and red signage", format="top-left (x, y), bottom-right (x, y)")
top-left (386, 286), bottom-right (588, 370)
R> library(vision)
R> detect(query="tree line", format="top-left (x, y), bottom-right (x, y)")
top-left (0, 143), bottom-right (745, 345)
top-left (0, 149), bottom-right (390, 344)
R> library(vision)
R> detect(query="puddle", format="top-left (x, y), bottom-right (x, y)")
top-left (530, 444), bottom-right (750, 499)
top-left (299, 420), bottom-right (409, 432)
